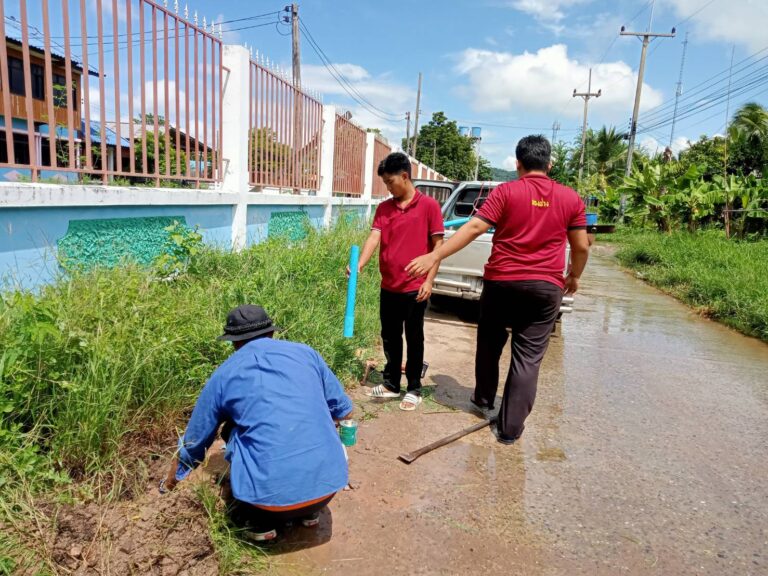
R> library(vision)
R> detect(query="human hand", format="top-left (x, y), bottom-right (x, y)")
top-left (345, 262), bottom-right (364, 278)
top-left (159, 472), bottom-right (178, 494)
top-left (405, 253), bottom-right (438, 278)
top-left (564, 274), bottom-right (580, 295)
top-left (416, 281), bottom-right (433, 302)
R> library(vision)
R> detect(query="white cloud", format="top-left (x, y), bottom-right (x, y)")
top-left (506, 0), bottom-right (592, 23)
top-left (671, 135), bottom-right (691, 155)
top-left (455, 44), bottom-right (664, 122)
top-left (639, 136), bottom-right (663, 156)
top-left (502, 155), bottom-right (518, 170)
top-left (662, 0), bottom-right (768, 52)
top-left (302, 63), bottom-right (413, 142)
top-left (638, 135), bottom-right (691, 156)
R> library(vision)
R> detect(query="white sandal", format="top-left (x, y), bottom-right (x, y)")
top-left (399, 392), bottom-right (423, 411)
top-left (365, 384), bottom-right (401, 399)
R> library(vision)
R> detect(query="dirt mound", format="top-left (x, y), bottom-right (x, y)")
top-left (50, 482), bottom-right (217, 575)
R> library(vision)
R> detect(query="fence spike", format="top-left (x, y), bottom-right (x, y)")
top-left (174, 0), bottom-right (178, 14)
top-left (163, 0), bottom-right (167, 7)
top-left (219, 22), bottom-right (223, 39)
top-left (194, 10), bottom-right (198, 26)
top-left (184, 4), bottom-right (188, 19)
top-left (202, 16), bottom-right (206, 30)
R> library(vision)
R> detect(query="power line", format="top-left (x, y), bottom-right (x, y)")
top-left (47, 10), bottom-right (281, 40)
top-left (639, 46), bottom-right (768, 126)
top-left (638, 67), bottom-right (768, 132)
top-left (298, 18), bottom-right (403, 121)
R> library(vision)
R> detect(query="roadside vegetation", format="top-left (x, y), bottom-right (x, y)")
top-left (547, 102), bottom-right (768, 341)
top-left (609, 230), bottom-right (768, 342)
top-left (0, 220), bottom-right (380, 573)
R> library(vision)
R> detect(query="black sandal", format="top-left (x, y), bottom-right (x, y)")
top-left (470, 395), bottom-right (495, 410)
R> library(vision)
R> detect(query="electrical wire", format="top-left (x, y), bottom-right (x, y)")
top-left (298, 18), bottom-right (404, 122)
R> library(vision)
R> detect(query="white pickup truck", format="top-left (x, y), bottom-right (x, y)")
top-left (413, 179), bottom-right (574, 315)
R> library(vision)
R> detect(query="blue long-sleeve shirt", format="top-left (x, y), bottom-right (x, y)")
top-left (176, 338), bottom-right (353, 507)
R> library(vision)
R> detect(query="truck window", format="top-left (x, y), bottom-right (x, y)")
top-left (450, 185), bottom-right (493, 219)
top-left (416, 184), bottom-right (454, 206)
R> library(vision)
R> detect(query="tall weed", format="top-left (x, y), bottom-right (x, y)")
top-left (0, 222), bottom-right (379, 488)
top-left (614, 231), bottom-right (768, 341)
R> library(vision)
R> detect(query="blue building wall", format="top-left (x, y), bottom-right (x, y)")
top-left (246, 204), bottom-right (325, 244)
top-left (0, 197), bottom-right (377, 291)
top-left (0, 205), bottom-right (232, 290)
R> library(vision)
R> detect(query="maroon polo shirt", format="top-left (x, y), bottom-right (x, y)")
top-left (372, 192), bottom-right (444, 293)
top-left (475, 174), bottom-right (586, 289)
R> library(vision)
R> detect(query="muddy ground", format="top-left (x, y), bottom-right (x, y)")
top-left (44, 250), bottom-right (768, 575)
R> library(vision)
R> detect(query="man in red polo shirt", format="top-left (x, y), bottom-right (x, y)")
top-left (406, 135), bottom-right (589, 442)
top-left (354, 152), bottom-right (444, 411)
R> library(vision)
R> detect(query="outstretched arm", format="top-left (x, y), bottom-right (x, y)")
top-left (406, 217), bottom-right (491, 277)
top-left (160, 376), bottom-right (223, 493)
top-left (416, 235), bottom-right (445, 302)
top-left (348, 229), bottom-right (381, 276)
top-left (564, 228), bottom-right (589, 295)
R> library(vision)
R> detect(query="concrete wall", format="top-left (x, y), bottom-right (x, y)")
top-left (0, 183), bottom-right (377, 290)
top-left (0, 45), bottom-right (447, 291)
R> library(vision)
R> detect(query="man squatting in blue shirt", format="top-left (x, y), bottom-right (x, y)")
top-left (159, 304), bottom-right (354, 542)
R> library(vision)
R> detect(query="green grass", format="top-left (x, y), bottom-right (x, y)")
top-left (0, 220), bottom-right (381, 570)
top-left (196, 483), bottom-right (268, 575)
top-left (610, 230), bottom-right (768, 342)
top-left (0, 221), bottom-right (380, 492)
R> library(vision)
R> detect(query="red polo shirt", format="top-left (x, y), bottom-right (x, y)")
top-left (475, 174), bottom-right (586, 289)
top-left (372, 192), bottom-right (444, 293)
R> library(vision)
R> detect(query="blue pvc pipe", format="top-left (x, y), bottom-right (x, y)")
top-left (443, 217), bottom-right (471, 227)
top-left (343, 245), bottom-right (360, 338)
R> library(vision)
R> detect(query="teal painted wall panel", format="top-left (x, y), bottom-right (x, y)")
top-left (245, 205), bottom-right (324, 246)
top-left (57, 216), bottom-right (187, 270)
top-left (0, 205), bottom-right (232, 290)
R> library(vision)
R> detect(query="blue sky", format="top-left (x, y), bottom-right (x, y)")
top-left (221, 0), bottom-right (767, 168)
top-left (6, 0), bottom-right (768, 169)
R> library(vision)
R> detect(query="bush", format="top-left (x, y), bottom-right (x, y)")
top-left (0, 222), bottom-right (379, 489)
top-left (614, 231), bottom-right (768, 342)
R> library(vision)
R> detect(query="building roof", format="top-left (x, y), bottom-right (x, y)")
top-left (5, 36), bottom-right (99, 77)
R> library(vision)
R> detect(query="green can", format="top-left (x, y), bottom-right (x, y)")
top-left (339, 419), bottom-right (358, 447)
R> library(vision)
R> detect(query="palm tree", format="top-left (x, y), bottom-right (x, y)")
top-left (571, 127), bottom-right (627, 189)
top-left (728, 102), bottom-right (768, 176)
top-left (589, 127), bottom-right (628, 187)
top-left (729, 102), bottom-right (768, 146)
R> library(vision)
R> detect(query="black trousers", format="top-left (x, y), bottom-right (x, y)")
top-left (380, 288), bottom-right (428, 394)
top-left (474, 280), bottom-right (562, 441)
top-left (229, 494), bottom-right (335, 532)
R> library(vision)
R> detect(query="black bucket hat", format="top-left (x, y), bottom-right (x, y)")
top-left (217, 304), bottom-right (281, 342)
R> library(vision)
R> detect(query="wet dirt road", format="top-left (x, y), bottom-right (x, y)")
top-left (271, 250), bottom-right (768, 576)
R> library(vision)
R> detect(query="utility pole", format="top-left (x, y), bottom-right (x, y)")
top-left (432, 140), bottom-right (437, 167)
top-left (405, 111), bottom-right (411, 155)
top-left (724, 44), bottom-right (735, 237)
top-left (291, 4), bottom-right (300, 88)
top-left (551, 120), bottom-right (561, 145)
top-left (621, 23), bottom-right (676, 178)
top-left (412, 72), bottom-right (422, 157)
top-left (291, 3), bottom-right (301, 193)
top-left (573, 68), bottom-right (601, 183)
top-left (669, 31), bottom-right (689, 149)
top-left (472, 130), bottom-right (482, 181)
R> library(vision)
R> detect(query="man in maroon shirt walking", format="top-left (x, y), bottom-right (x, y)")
top-left (406, 136), bottom-right (589, 442)
top-left (354, 152), bottom-right (444, 411)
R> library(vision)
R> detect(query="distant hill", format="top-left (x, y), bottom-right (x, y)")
top-left (490, 167), bottom-right (518, 182)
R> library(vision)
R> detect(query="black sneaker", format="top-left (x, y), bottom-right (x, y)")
top-left (243, 527), bottom-right (277, 542)
top-left (470, 395), bottom-right (496, 418)
top-left (301, 512), bottom-right (320, 528)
